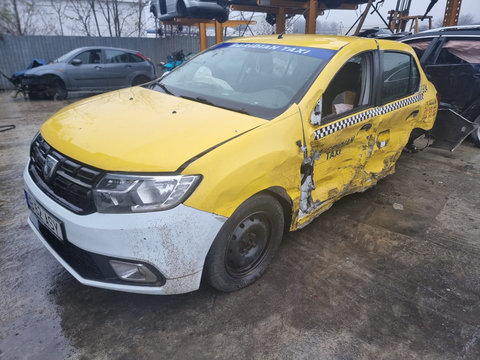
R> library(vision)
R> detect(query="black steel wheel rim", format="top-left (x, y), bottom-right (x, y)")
top-left (225, 211), bottom-right (271, 278)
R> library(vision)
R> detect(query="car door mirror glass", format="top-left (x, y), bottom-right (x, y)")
top-left (311, 98), bottom-right (322, 126)
top-left (71, 59), bottom-right (82, 66)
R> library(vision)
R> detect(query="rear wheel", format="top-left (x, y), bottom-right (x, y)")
top-left (131, 76), bottom-right (151, 86)
top-left (471, 114), bottom-right (480, 148)
top-left (204, 194), bottom-right (284, 292)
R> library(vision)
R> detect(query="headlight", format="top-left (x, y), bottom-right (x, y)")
top-left (93, 174), bottom-right (201, 213)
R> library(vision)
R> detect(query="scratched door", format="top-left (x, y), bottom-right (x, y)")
top-left (364, 50), bottom-right (424, 177)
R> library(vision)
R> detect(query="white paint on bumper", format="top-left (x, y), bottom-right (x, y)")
top-left (24, 166), bottom-right (227, 295)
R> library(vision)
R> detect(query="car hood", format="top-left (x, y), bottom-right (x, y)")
top-left (40, 87), bottom-right (267, 172)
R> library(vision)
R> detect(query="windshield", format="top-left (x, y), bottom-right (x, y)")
top-left (54, 49), bottom-right (80, 63)
top-left (151, 42), bottom-right (336, 119)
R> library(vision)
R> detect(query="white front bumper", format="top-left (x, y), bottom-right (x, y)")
top-left (24, 166), bottom-right (227, 295)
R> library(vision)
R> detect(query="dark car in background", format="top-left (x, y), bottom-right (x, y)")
top-left (401, 26), bottom-right (480, 147)
top-left (358, 27), bottom-right (411, 40)
top-left (23, 46), bottom-right (156, 100)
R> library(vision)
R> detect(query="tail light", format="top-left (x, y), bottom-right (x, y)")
top-left (136, 52), bottom-right (150, 62)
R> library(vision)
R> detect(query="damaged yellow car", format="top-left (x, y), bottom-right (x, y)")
top-left (24, 35), bottom-right (438, 295)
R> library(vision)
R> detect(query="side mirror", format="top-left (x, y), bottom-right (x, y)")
top-left (310, 98), bottom-right (322, 126)
top-left (71, 58), bottom-right (82, 66)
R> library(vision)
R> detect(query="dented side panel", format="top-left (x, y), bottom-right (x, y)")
top-left (184, 105), bottom-right (304, 218)
top-left (293, 41), bottom-right (438, 229)
top-left (186, 40), bottom-right (438, 233)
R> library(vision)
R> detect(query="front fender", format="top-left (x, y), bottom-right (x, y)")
top-left (25, 71), bottom-right (69, 89)
top-left (183, 106), bottom-right (304, 221)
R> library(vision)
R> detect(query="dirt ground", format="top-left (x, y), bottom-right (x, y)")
top-left (1, 91), bottom-right (480, 360)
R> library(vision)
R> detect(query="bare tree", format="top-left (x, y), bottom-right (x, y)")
top-left (49, 0), bottom-right (68, 35)
top-left (67, 0), bottom-right (92, 36)
top-left (135, 0), bottom-right (149, 37)
top-left (98, 0), bottom-right (136, 37)
top-left (89, 0), bottom-right (102, 36)
top-left (0, 0), bottom-right (37, 35)
top-left (458, 14), bottom-right (476, 25)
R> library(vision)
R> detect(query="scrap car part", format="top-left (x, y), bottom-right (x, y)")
top-left (429, 106), bottom-right (479, 151)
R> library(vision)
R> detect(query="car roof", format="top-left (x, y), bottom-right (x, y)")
top-left (70, 46), bottom-right (139, 53)
top-left (400, 25), bottom-right (480, 41)
top-left (226, 34), bottom-right (399, 51)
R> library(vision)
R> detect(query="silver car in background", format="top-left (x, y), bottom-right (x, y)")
top-left (150, 0), bottom-right (229, 23)
top-left (23, 46), bottom-right (156, 100)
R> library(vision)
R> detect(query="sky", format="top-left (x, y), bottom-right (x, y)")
top-left (323, 0), bottom-right (480, 30)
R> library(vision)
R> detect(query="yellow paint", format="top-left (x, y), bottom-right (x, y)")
top-left (41, 87), bottom-right (266, 172)
top-left (40, 35), bottom-right (437, 231)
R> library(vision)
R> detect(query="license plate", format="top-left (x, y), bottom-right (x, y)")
top-left (25, 190), bottom-right (64, 241)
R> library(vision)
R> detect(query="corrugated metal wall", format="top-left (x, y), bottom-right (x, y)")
top-left (0, 35), bottom-right (218, 89)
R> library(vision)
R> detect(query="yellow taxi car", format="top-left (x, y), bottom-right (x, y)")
top-left (24, 35), bottom-right (438, 294)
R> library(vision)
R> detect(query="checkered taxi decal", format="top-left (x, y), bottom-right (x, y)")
top-left (313, 92), bottom-right (425, 140)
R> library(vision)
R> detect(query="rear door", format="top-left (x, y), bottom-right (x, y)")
top-left (423, 37), bottom-right (480, 113)
top-left (363, 50), bottom-right (423, 175)
top-left (103, 49), bottom-right (133, 88)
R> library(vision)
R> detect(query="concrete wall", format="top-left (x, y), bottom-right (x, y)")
top-left (0, 35), bottom-right (218, 89)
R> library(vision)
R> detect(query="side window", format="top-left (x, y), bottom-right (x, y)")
top-left (128, 53), bottom-right (144, 63)
top-left (106, 50), bottom-right (130, 63)
top-left (382, 52), bottom-right (420, 104)
top-left (435, 39), bottom-right (480, 65)
top-left (321, 52), bottom-right (372, 121)
top-left (404, 39), bottom-right (433, 60)
top-left (74, 50), bottom-right (102, 64)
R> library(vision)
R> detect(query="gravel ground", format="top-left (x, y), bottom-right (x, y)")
top-left (1, 91), bottom-right (480, 360)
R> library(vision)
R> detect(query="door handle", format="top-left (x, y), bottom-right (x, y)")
top-left (407, 110), bottom-right (419, 119)
top-left (360, 123), bottom-right (372, 131)
top-left (94, 66), bottom-right (102, 70)
top-left (125, 65), bottom-right (132, 68)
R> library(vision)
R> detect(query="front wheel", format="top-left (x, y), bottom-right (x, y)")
top-left (46, 79), bottom-right (67, 100)
top-left (204, 193), bottom-right (284, 292)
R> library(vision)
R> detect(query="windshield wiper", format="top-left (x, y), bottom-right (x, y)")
top-left (156, 82), bottom-right (173, 95)
top-left (180, 95), bottom-right (251, 115)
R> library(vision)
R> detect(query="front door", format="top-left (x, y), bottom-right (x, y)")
top-left (66, 49), bottom-right (105, 90)
top-left (300, 51), bottom-right (377, 219)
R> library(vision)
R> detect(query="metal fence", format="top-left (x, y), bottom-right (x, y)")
top-left (0, 35), bottom-right (218, 89)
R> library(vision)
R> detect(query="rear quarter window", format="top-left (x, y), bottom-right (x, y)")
top-left (382, 51), bottom-right (420, 104)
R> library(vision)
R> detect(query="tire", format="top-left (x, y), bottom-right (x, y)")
top-left (28, 91), bottom-right (42, 100)
top-left (215, 10), bottom-right (229, 23)
top-left (46, 79), bottom-right (67, 100)
top-left (131, 76), bottom-right (150, 86)
top-left (176, 0), bottom-right (187, 17)
top-left (204, 193), bottom-right (284, 292)
top-left (471, 113), bottom-right (480, 148)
